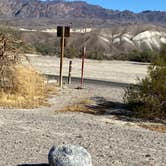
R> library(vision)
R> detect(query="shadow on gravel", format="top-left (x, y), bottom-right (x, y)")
top-left (18, 164), bottom-right (48, 166)
top-left (90, 96), bottom-right (130, 117)
top-left (91, 96), bottom-right (166, 125)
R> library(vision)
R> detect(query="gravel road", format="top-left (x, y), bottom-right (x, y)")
top-left (0, 56), bottom-right (165, 166)
top-left (0, 84), bottom-right (166, 166)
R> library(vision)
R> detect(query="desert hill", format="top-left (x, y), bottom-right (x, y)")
top-left (15, 24), bottom-right (166, 60)
top-left (0, 0), bottom-right (166, 28)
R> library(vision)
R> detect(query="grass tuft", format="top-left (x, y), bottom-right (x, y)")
top-left (139, 124), bottom-right (166, 133)
top-left (0, 65), bottom-right (57, 108)
top-left (60, 99), bottom-right (96, 114)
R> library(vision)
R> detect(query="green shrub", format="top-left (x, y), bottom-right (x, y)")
top-left (34, 42), bottom-right (59, 56)
top-left (65, 47), bottom-right (79, 58)
top-left (127, 49), bottom-right (157, 62)
top-left (124, 46), bottom-right (166, 120)
top-left (86, 50), bottom-right (109, 60)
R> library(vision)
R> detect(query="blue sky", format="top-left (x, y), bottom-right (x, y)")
top-left (66, 0), bottom-right (166, 13)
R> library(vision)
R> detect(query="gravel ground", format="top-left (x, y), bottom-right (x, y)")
top-left (0, 85), bottom-right (166, 166)
top-left (0, 57), bottom-right (165, 166)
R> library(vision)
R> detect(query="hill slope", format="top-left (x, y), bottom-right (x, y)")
top-left (16, 24), bottom-right (166, 60)
top-left (0, 0), bottom-right (166, 28)
top-left (64, 25), bottom-right (166, 59)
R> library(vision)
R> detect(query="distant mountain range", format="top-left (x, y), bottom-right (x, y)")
top-left (0, 0), bottom-right (166, 28)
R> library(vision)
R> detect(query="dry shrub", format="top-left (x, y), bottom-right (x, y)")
top-left (139, 124), bottom-right (166, 133)
top-left (124, 45), bottom-right (166, 120)
top-left (0, 65), bottom-right (49, 108)
top-left (0, 32), bottom-right (58, 108)
top-left (46, 82), bottom-right (59, 95)
top-left (60, 99), bottom-right (96, 114)
top-left (61, 104), bottom-right (96, 114)
top-left (79, 99), bottom-right (94, 105)
top-left (12, 65), bottom-right (46, 97)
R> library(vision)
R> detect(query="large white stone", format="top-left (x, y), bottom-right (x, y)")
top-left (48, 145), bottom-right (92, 166)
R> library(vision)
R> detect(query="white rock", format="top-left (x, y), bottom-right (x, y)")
top-left (48, 145), bottom-right (92, 166)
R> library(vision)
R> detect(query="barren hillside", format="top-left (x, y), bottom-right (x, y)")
top-left (0, 0), bottom-right (166, 28)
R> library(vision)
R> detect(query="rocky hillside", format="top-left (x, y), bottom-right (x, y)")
top-left (14, 24), bottom-right (166, 60)
top-left (65, 25), bottom-right (166, 58)
top-left (0, 0), bottom-right (166, 28)
top-left (0, 24), bottom-right (166, 60)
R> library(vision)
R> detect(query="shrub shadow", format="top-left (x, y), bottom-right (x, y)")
top-left (90, 96), bottom-right (166, 124)
top-left (89, 96), bottom-right (131, 118)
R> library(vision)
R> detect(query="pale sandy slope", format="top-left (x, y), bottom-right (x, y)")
top-left (27, 55), bottom-right (149, 84)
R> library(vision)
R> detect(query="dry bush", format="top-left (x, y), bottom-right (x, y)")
top-left (61, 104), bottom-right (96, 114)
top-left (0, 65), bottom-right (49, 108)
top-left (79, 99), bottom-right (94, 105)
top-left (60, 99), bottom-right (96, 114)
top-left (124, 45), bottom-right (166, 120)
top-left (139, 124), bottom-right (166, 133)
top-left (0, 33), bottom-right (57, 108)
top-left (46, 82), bottom-right (59, 95)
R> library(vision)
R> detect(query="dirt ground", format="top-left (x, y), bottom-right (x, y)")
top-left (27, 55), bottom-right (148, 84)
top-left (1, 57), bottom-right (165, 166)
top-left (0, 83), bottom-right (166, 166)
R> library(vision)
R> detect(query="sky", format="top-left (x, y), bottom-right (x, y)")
top-left (66, 0), bottom-right (166, 13)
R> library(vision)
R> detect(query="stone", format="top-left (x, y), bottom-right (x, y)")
top-left (48, 144), bottom-right (92, 166)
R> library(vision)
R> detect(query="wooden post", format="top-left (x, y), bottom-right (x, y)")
top-left (68, 60), bottom-right (72, 84)
top-left (80, 46), bottom-right (86, 88)
top-left (59, 26), bottom-right (65, 88)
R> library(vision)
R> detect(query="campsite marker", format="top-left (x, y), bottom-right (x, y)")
top-left (57, 26), bottom-right (70, 87)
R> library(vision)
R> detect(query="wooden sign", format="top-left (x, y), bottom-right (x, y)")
top-left (57, 26), bottom-right (70, 37)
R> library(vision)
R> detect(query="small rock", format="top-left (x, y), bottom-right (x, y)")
top-left (76, 134), bottom-right (83, 138)
top-left (145, 154), bottom-right (151, 157)
top-left (48, 144), bottom-right (92, 166)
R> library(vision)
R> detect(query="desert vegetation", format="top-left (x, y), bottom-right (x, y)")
top-left (0, 26), bottom-right (35, 53)
top-left (0, 25), bottom-right (164, 62)
top-left (111, 49), bottom-right (158, 62)
top-left (60, 99), bottom-right (96, 114)
top-left (124, 45), bottom-right (166, 120)
top-left (0, 32), bottom-right (56, 108)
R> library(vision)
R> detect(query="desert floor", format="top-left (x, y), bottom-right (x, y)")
top-left (27, 55), bottom-right (149, 84)
top-left (0, 56), bottom-right (165, 166)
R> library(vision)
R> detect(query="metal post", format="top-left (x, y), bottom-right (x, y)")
top-left (80, 46), bottom-right (86, 88)
top-left (68, 60), bottom-right (72, 84)
top-left (59, 26), bottom-right (65, 88)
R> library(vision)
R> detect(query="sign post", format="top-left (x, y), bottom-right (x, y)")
top-left (59, 26), bottom-right (65, 87)
top-left (68, 60), bottom-right (72, 84)
top-left (80, 46), bottom-right (86, 88)
top-left (57, 26), bottom-right (70, 88)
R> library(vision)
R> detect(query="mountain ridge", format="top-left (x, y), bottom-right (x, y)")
top-left (0, 0), bottom-right (166, 28)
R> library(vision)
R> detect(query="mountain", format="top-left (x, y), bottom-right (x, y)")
top-left (0, 0), bottom-right (166, 28)
top-left (0, 0), bottom-right (166, 60)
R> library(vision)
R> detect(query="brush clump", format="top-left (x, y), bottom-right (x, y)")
top-left (0, 33), bottom-right (51, 108)
top-left (0, 65), bottom-right (48, 109)
top-left (1, 65), bottom-right (47, 108)
top-left (60, 99), bottom-right (96, 114)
